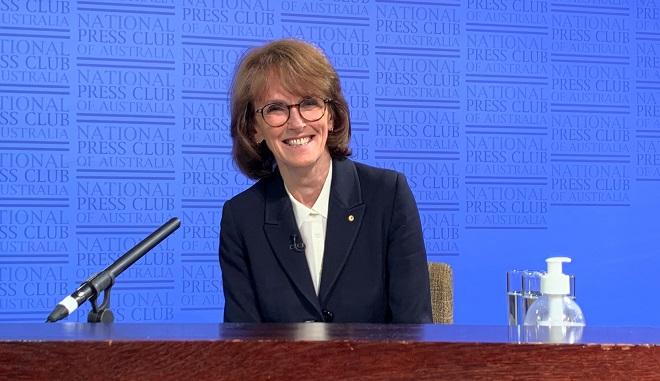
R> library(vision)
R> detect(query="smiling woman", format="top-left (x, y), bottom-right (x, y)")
top-left (219, 38), bottom-right (432, 324)
top-left (230, 39), bottom-right (351, 180)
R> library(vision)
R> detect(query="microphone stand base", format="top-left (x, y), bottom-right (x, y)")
top-left (88, 309), bottom-right (114, 323)
top-left (87, 284), bottom-right (115, 323)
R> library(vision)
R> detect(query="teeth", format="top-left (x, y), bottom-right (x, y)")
top-left (286, 137), bottom-right (311, 146)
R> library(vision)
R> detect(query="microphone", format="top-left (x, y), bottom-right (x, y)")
top-left (46, 217), bottom-right (181, 323)
top-left (289, 234), bottom-right (306, 253)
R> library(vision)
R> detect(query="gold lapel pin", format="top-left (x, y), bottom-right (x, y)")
top-left (347, 214), bottom-right (355, 222)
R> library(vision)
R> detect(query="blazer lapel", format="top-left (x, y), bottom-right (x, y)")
top-left (263, 174), bottom-right (321, 315)
top-left (319, 159), bottom-right (365, 303)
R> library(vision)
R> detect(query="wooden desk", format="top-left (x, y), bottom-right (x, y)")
top-left (1, 324), bottom-right (659, 380)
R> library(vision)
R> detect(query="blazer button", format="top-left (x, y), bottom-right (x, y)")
top-left (322, 309), bottom-right (334, 322)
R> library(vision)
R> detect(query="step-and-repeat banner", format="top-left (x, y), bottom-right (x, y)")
top-left (0, 0), bottom-right (658, 325)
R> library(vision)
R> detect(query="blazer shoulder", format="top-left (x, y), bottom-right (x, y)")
top-left (352, 160), bottom-right (402, 189)
top-left (225, 175), bottom-right (271, 208)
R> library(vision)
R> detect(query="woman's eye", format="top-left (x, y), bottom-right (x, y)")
top-left (265, 104), bottom-right (287, 114)
top-left (300, 98), bottom-right (321, 108)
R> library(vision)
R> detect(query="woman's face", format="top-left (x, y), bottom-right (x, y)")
top-left (254, 81), bottom-right (332, 174)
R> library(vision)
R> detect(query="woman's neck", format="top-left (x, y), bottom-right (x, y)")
top-left (280, 154), bottom-right (332, 208)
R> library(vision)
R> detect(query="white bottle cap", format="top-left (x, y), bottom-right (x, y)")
top-left (541, 257), bottom-right (571, 295)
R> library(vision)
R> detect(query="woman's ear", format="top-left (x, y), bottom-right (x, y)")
top-left (254, 129), bottom-right (264, 144)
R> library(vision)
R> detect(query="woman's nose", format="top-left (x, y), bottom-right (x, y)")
top-left (287, 106), bottom-right (306, 129)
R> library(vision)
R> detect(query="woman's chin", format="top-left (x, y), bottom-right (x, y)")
top-left (277, 150), bottom-right (330, 172)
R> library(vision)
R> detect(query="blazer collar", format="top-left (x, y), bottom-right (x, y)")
top-left (263, 171), bottom-right (321, 314)
top-left (328, 158), bottom-right (362, 209)
top-left (319, 159), bottom-right (365, 303)
top-left (264, 159), bottom-right (362, 219)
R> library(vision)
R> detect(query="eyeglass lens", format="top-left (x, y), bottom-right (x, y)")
top-left (261, 97), bottom-right (326, 127)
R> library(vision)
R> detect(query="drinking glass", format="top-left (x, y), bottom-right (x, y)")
top-left (507, 270), bottom-right (543, 325)
top-left (522, 270), bottom-right (543, 318)
top-left (506, 270), bottom-right (524, 326)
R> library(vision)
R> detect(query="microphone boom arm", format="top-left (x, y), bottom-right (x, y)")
top-left (46, 217), bottom-right (181, 323)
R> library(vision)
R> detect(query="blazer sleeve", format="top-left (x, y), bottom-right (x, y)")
top-left (219, 200), bottom-right (262, 322)
top-left (387, 173), bottom-right (433, 323)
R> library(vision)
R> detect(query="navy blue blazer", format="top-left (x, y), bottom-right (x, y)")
top-left (219, 158), bottom-right (432, 323)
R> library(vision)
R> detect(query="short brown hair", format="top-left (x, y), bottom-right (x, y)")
top-left (230, 39), bottom-right (351, 179)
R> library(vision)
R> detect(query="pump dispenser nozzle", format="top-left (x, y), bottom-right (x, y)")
top-left (541, 257), bottom-right (571, 295)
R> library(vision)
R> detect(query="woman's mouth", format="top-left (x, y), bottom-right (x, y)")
top-left (284, 136), bottom-right (312, 146)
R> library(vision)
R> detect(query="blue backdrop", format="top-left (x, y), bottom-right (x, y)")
top-left (0, 0), bottom-right (658, 325)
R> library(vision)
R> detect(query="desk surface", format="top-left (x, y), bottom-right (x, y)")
top-left (1, 324), bottom-right (659, 380)
top-left (1, 323), bottom-right (660, 344)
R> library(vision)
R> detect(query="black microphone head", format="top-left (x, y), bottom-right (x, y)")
top-left (46, 305), bottom-right (69, 323)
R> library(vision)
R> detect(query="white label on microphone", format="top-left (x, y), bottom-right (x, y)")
top-left (60, 296), bottom-right (79, 314)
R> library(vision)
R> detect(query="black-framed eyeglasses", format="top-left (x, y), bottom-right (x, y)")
top-left (255, 96), bottom-right (331, 128)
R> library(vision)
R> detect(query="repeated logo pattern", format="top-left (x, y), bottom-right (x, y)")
top-left (0, 0), bottom-right (657, 324)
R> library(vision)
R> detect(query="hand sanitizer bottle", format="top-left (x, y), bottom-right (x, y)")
top-left (523, 257), bottom-right (585, 343)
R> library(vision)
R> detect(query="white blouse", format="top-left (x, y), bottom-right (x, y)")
top-left (285, 162), bottom-right (332, 295)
